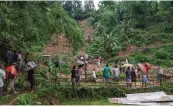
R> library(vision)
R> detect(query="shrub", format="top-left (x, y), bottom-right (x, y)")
top-left (151, 59), bottom-right (172, 67)
top-left (154, 50), bottom-right (170, 59)
top-left (16, 93), bottom-right (38, 105)
top-left (132, 54), bottom-right (150, 63)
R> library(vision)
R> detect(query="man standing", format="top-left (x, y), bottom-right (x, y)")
top-left (103, 64), bottom-right (111, 86)
top-left (18, 51), bottom-right (22, 72)
top-left (6, 63), bottom-right (17, 95)
top-left (125, 67), bottom-right (132, 88)
top-left (0, 65), bottom-right (5, 96)
top-left (7, 48), bottom-right (13, 66)
top-left (13, 50), bottom-right (18, 63)
top-left (76, 63), bottom-right (84, 88)
top-left (71, 66), bottom-right (76, 86)
top-left (113, 65), bottom-right (119, 82)
top-left (27, 69), bottom-right (35, 92)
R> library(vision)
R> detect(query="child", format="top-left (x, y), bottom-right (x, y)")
top-left (156, 66), bottom-right (163, 86)
top-left (142, 74), bottom-right (148, 88)
top-left (97, 58), bottom-right (101, 67)
top-left (92, 69), bottom-right (96, 84)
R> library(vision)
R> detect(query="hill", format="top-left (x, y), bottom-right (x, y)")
top-left (86, 1), bottom-right (173, 67)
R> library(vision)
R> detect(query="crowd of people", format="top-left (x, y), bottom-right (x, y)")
top-left (104, 63), bottom-right (164, 87)
top-left (0, 48), bottom-right (35, 96)
top-left (0, 49), bottom-right (165, 96)
top-left (71, 59), bottom-right (164, 88)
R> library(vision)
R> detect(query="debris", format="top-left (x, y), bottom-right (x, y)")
top-left (109, 91), bottom-right (173, 105)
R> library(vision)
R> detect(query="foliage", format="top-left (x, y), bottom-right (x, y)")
top-left (154, 50), bottom-right (170, 59)
top-left (0, 95), bottom-right (14, 105)
top-left (16, 93), bottom-right (38, 105)
top-left (129, 44), bottom-right (173, 67)
top-left (130, 54), bottom-right (150, 63)
top-left (61, 1), bottom-right (95, 20)
top-left (87, 1), bottom-right (173, 61)
top-left (14, 81), bottom-right (173, 105)
top-left (0, 1), bottom-right (84, 62)
top-left (60, 98), bottom-right (119, 105)
top-left (35, 85), bottom-right (125, 101)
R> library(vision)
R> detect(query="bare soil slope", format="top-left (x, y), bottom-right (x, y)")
top-left (43, 34), bottom-right (72, 55)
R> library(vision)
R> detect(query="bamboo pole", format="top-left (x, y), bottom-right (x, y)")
top-left (153, 67), bottom-right (154, 87)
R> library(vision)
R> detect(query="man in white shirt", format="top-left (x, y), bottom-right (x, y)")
top-left (113, 65), bottom-right (119, 82)
top-left (0, 65), bottom-right (6, 96)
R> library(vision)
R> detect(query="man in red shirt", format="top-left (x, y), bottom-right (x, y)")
top-left (6, 63), bottom-right (17, 96)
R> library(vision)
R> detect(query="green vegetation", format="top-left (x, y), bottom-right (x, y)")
top-left (61, 1), bottom-right (95, 20)
top-left (2, 82), bottom-right (172, 105)
top-left (1, 1), bottom-right (173, 105)
top-left (128, 44), bottom-right (173, 66)
top-left (0, 1), bottom-right (84, 61)
top-left (86, 1), bottom-right (173, 64)
top-left (60, 98), bottom-right (120, 105)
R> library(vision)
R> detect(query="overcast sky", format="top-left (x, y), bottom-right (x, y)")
top-left (81, 0), bottom-right (99, 10)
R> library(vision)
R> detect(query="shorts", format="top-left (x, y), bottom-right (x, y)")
top-left (132, 79), bottom-right (136, 82)
top-left (157, 74), bottom-right (163, 82)
top-left (114, 77), bottom-right (118, 81)
top-left (142, 77), bottom-right (148, 83)
top-left (105, 78), bottom-right (110, 83)
top-left (8, 79), bottom-right (15, 89)
top-left (126, 79), bottom-right (132, 83)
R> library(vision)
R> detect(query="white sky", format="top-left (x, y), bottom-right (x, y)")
top-left (81, 0), bottom-right (99, 10)
top-left (93, 0), bottom-right (99, 10)
top-left (82, 0), bottom-right (121, 10)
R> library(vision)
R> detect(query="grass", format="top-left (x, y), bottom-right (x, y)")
top-left (60, 98), bottom-right (123, 105)
top-left (0, 95), bottom-right (16, 105)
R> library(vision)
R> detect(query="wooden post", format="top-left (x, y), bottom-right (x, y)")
top-left (153, 67), bottom-right (154, 87)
